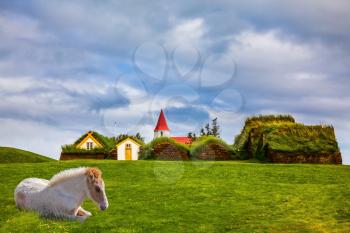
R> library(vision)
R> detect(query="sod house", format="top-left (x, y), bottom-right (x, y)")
top-left (233, 115), bottom-right (342, 164)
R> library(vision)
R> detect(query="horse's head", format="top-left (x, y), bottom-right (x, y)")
top-left (86, 168), bottom-right (108, 211)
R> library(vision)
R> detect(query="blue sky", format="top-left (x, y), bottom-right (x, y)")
top-left (0, 0), bottom-right (350, 163)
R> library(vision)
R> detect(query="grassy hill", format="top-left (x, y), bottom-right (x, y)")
top-left (0, 160), bottom-right (349, 232)
top-left (0, 147), bottom-right (54, 163)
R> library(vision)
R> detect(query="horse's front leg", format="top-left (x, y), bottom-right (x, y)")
top-left (64, 207), bottom-right (89, 222)
top-left (77, 206), bottom-right (92, 217)
top-left (55, 193), bottom-right (89, 221)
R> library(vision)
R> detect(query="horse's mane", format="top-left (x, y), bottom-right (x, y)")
top-left (49, 167), bottom-right (88, 187)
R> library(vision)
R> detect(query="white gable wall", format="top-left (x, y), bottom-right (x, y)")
top-left (78, 137), bottom-right (100, 149)
top-left (117, 139), bottom-right (140, 160)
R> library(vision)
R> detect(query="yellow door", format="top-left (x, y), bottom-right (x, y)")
top-left (125, 144), bottom-right (132, 160)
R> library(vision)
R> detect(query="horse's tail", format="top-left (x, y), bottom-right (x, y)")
top-left (14, 190), bottom-right (27, 209)
top-left (14, 182), bottom-right (28, 210)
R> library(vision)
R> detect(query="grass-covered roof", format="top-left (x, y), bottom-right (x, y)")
top-left (73, 131), bottom-right (115, 148)
top-left (114, 134), bottom-right (145, 146)
top-left (264, 124), bottom-right (339, 153)
top-left (139, 137), bottom-right (189, 160)
top-left (62, 131), bottom-right (115, 154)
top-left (233, 115), bottom-right (340, 159)
top-left (234, 115), bottom-right (296, 151)
top-left (190, 136), bottom-right (234, 159)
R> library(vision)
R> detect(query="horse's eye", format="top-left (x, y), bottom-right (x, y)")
top-left (95, 186), bottom-right (101, 193)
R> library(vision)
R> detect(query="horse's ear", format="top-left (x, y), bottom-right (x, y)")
top-left (86, 167), bottom-right (102, 181)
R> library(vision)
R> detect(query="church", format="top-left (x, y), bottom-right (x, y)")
top-left (153, 109), bottom-right (192, 144)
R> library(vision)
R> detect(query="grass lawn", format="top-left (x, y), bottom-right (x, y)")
top-left (0, 147), bottom-right (53, 163)
top-left (0, 160), bottom-right (349, 232)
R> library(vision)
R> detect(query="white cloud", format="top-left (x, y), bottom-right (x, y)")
top-left (229, 30), bottom-right (313, 71)
top-left (167, 18), bottom-right (207, 48)
top-left (0, 118), bottom-right (77, 160)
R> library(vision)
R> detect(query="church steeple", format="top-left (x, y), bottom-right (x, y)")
top-left (154, 109), bottom-right (170, 138)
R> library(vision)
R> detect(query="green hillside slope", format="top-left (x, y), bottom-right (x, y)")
top-left (0, 161), bottom-right (349, 232)
top-left (0, 147), bottom-right (54, 163)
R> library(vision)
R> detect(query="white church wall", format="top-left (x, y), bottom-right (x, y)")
top-left (154, 130), bottom-right (170, 138)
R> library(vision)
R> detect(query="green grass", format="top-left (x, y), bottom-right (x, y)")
top-left (0, 147), bottom-right (54, 163)
top-left (0, 160), bottom-right (350, 232)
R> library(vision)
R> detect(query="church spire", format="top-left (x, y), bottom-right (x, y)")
top-left (154, 109), bottom-right (170, 138)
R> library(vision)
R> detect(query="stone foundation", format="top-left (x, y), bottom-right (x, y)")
top-left (266, 150), bottom-right (342, 164)
top-left (192, 143), bottom-right (232, 160)
top-left (153, 142), bottom-right (189, 160)
top-left (60, 153), bottom-right (108, 160)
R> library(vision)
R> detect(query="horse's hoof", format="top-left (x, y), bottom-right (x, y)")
top-left (85, 211), bottom-right (92, 216)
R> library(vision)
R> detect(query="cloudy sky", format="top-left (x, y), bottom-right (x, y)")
top-left (0, 0), bottom-right (349, 163)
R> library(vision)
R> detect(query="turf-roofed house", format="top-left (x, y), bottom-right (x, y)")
top-left (233, 115), bottom-right (342, 164)
top-left (60, 131), bottom-right (142, 160)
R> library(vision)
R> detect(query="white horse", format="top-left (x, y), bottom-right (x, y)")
top-left (14, 167), bottom-right (108, 221)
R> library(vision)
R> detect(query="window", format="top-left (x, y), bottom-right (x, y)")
top-left (160, 131), bottom-right (163, 136)
top-left (86, 142), bottom-right (93, 150)
top-left (126, 143), bottom-right (131, 148)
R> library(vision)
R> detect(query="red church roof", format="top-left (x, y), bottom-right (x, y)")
top-left (154, 109), bottom-right (170, 131)
top-left (171, 136), bottom-right (192, 145)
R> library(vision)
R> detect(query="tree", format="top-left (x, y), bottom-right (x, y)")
top-left (135, 132), bottom-right (144, 142)
top-left (205, 123), bottom-right (211, 135)
top-left (200, 128), bottom-right (206, 136)
top-left (190, 117), bottom-right (220, 139)
top-left (188, 132), bottom-right (197, 141)
top-left (211, 117), bottom-right (220, 137)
